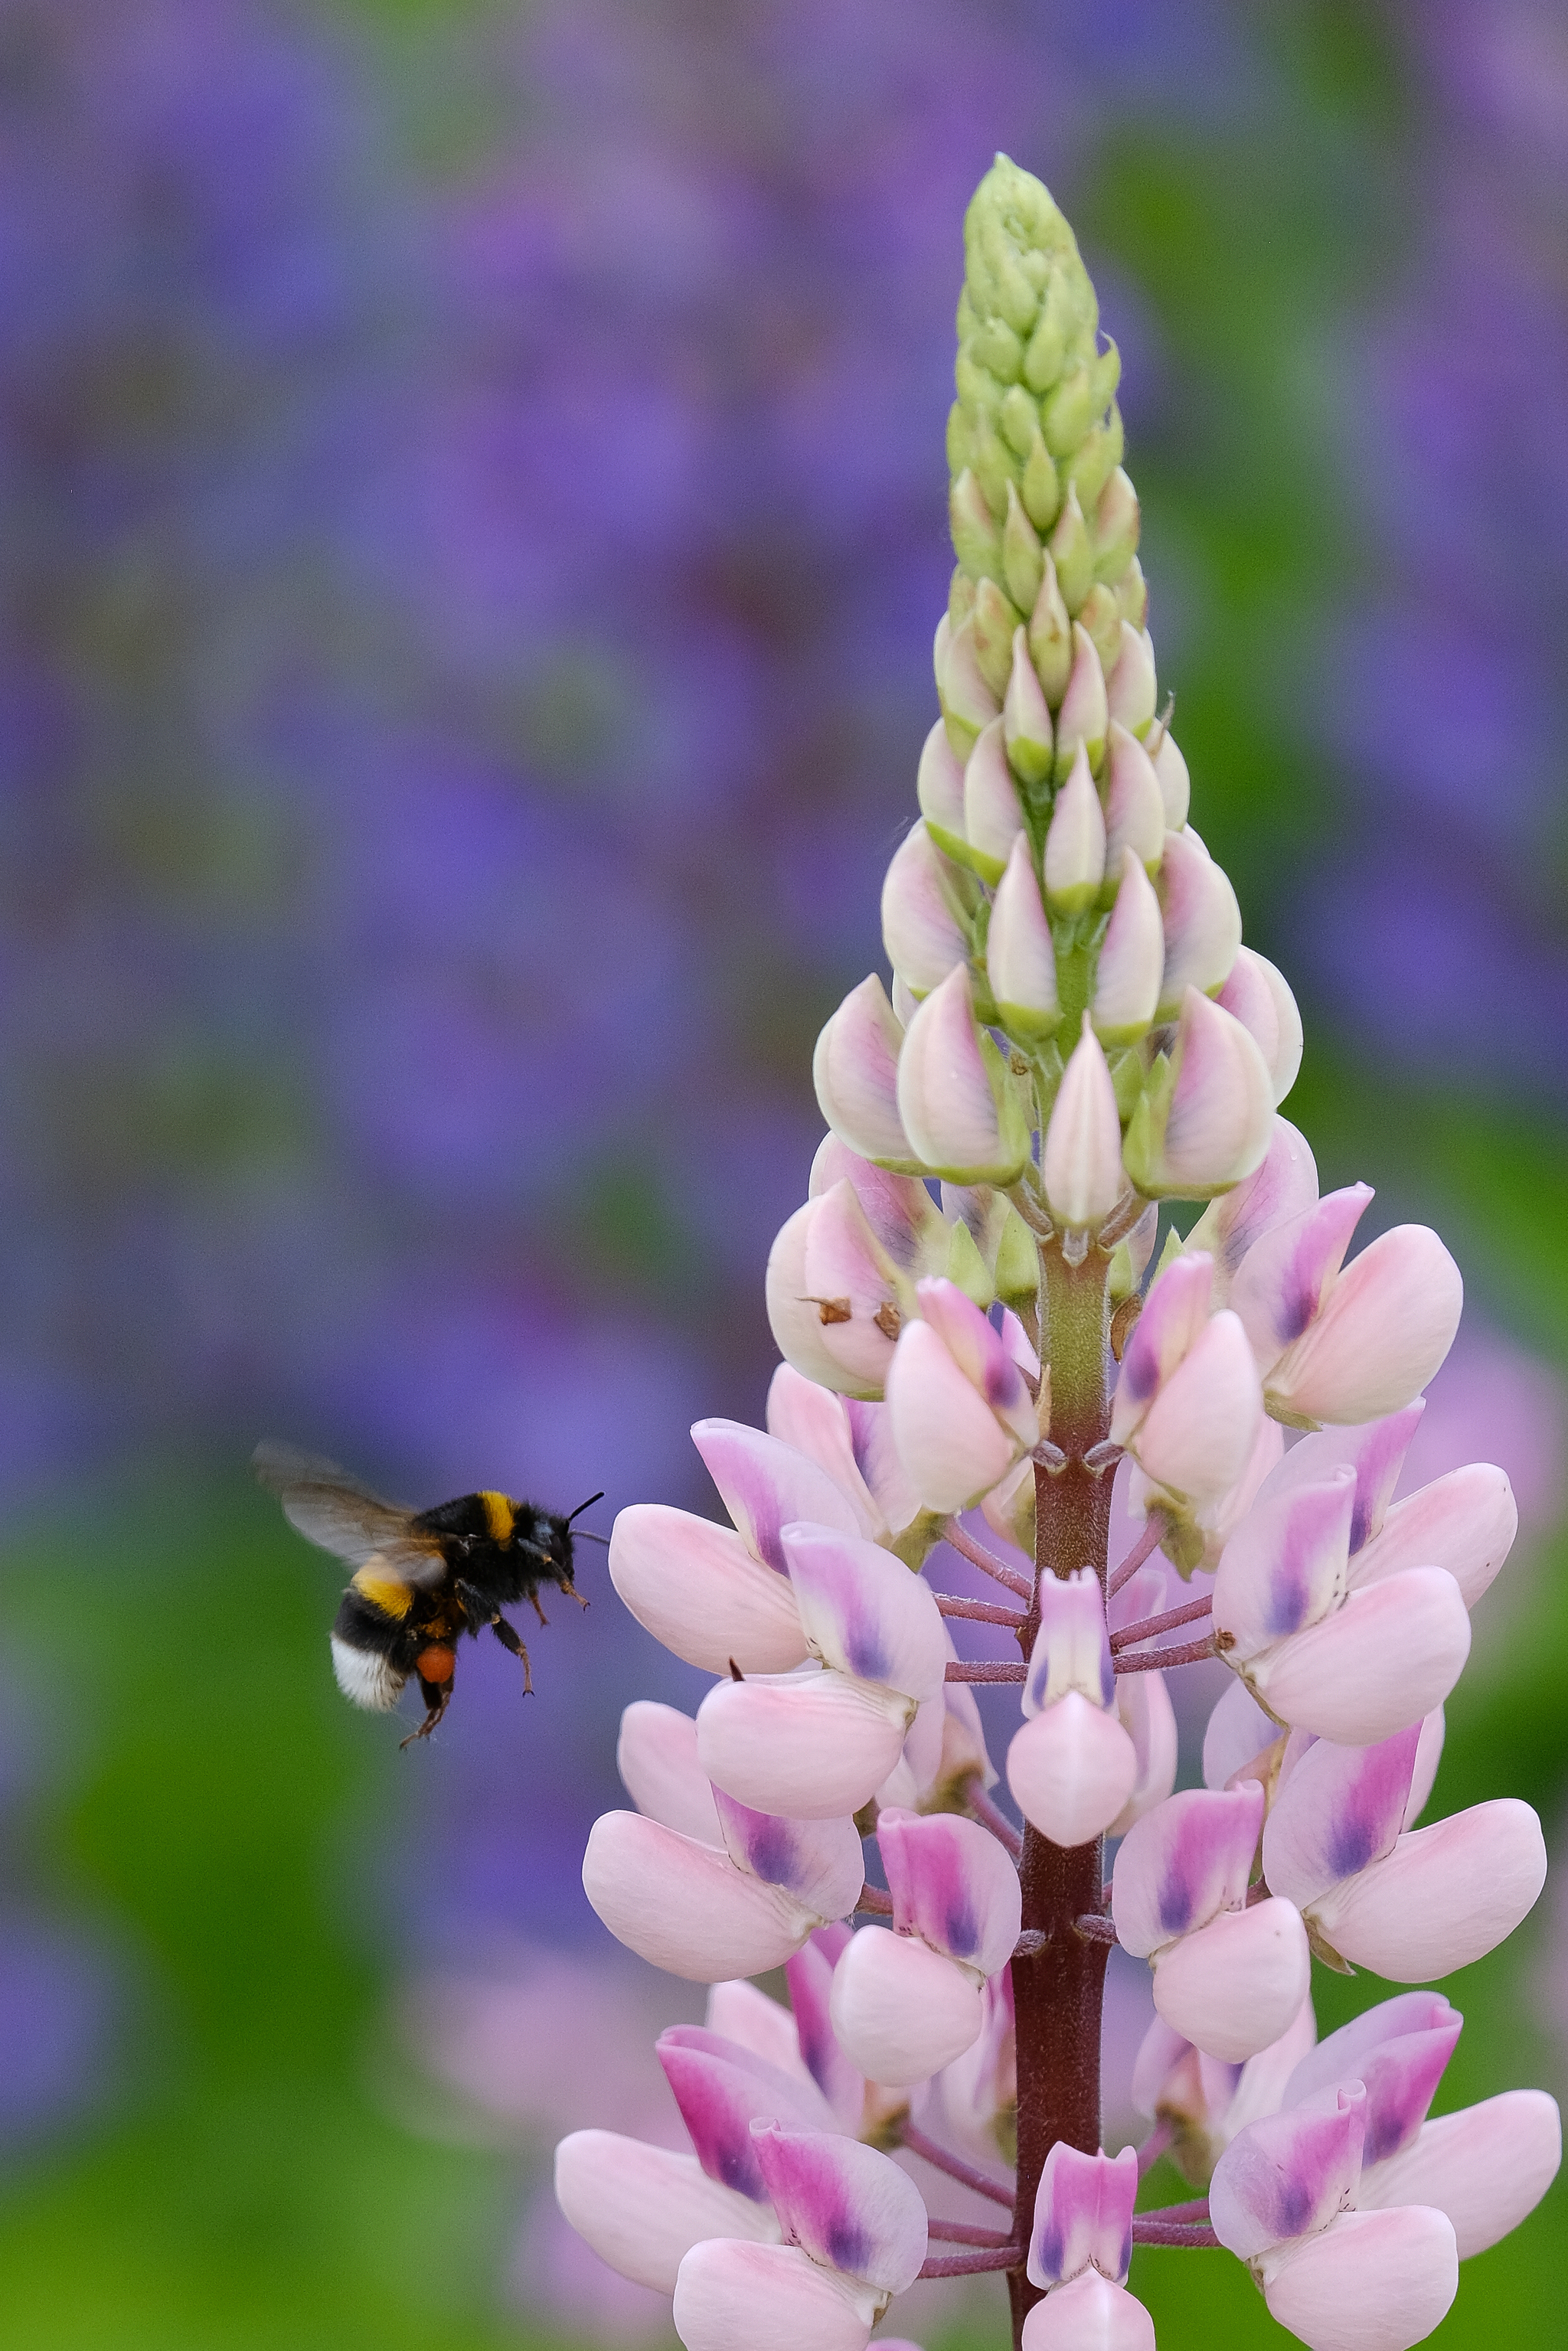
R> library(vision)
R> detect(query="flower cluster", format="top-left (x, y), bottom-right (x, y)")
top-left (557, 157), bottom-right (1559, 2351)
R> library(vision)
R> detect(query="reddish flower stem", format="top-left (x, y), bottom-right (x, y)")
top-left (1136, 2120), bottom-right (1174, 2176)
top-left (1148, 2196), bottom-right (1210, 2223)
top-left (926, 2220), bottom-right (1018, 2246)
top-left (899, 2120), bottom-right (1015, 2210)
top-left (921, 2248), bottom-right (1023, 2278)
top-left (854, 1883), bottom-right (893, 1915)
top-left (946, 1660), bottom-right (1027, 1683)
top-left (943, 1517), bottom-right (1033, 1599)
top-left (934, 1591), bottom-right (1030, 1630)
top-left (1112, 1634), bottom-right (1217, 1675)
top-left (968, 1781), bottom-right (1024, 1860)
top-left (1109, 1593), bottom-right (1214, 1652)
top-left (1131, 2219), bottom-right (1220, 2248)
top-left (1106, 1514), bottom-right (1166, 1597)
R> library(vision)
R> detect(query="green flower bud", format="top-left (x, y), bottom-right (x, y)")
top-left (945, 1213), bottom-right (996, 1309)
top-left (970, 416), bottom-right (1015, 518)
top-left (1002, 482), bottom-right (1044, 614)
top-left (1116, 557), bottom-right (1149, 632)
top-left (936, 612), bottom-right (1001, 757)
top-left (948, 567), bottom-right (977, 633)
top-left (1021, 430), bottom-right (1061, 532)
top-left (971, 316), bottom-right (1024, 382)
top-left (950, 468), bottom-right (1003, 578)
top-left (946, 401), bottom-right (972, 479)
top-left (1002, 626), bottom-right (1054, 791)
top-left (1077, 581), bottom-right (1123, 675)
top-left (1047, 484), bottom-right (1094, 613)
top-left (999, 381), bottom-right (1040, 460)
top-left (994, 1206), bottom-right (1040, 1307)
top-left (1093, 466), bottom-right (1142, 583)
top-left (1042, 364), bottom-right (1094, 458)
top-left (1027, 553), bottom-right (1074, 705)
top-left (1090, 339), bottom-right (1121, 413)
top-left (972, 576), bottom-right (1023, 701)
top-left (1067, 410), bottom-right (1122, 511)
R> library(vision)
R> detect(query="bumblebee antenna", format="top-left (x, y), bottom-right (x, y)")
top-left (567, 1491), bottom-right (606, 1523)
top-left (571, 1530), bottom-right (611, 1547)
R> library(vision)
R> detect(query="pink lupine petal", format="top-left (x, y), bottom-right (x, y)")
top-left (583, 1812), bottom-right (828, 1983)
top-left (1287, 2002), bottom-right (1461, 2169)
top-left (1202, 1677), bottom-right (1282, 1792)
top-left (1102, 721), bottom-right (1165, 872)
top-left (1155, 988), bottom-right (1276, 1193)
top-left (786, 1930), bottom-right (867, 2132)
top-left (1152, 732), bottom-right (1190, 828)
top-left (881, 818), bottom-right (969, 998)
top-left (1186, 1117), bottom-right (1321, 1304)
top-left (1106, 619), bottom-right (1157, 735)
top-left (1111, 1781), bottom-right (1266, 1958)
top-left (1044, 740), bottom-right (1108, 913)
top-left (916, 716), bottom-right (967, 841)
top-left (1282, 1991), bottom-right (1455, 2116)
top-left (1260, 1726), bottom-right (1423, 1911)
top-left (897, 965), bottom-right (1027, 1184)
top-left (842, 1396), bottom-right (923, 1538)
top-left (1110, 1252), bottom-right (1214, 1447)
top-left (1043, 1017), bottom-right (1125, 1229)
top-left (1248, 1567), bottom-right (1472, 1745)
top-left (554, 2132), bottom-right (779, 2294)
top-left (609, 1504), bottom-right (808, 1676)
top-left (931, 1966), bottom-right (1016, 2167)
top-left (914, 1278), bottom-right (1037, 1445)
top-left (1130, 2015), bottom-right (1195, 2122)
top-left (658, 2026), bottom-right (838, 2199)
top-left (1269, 1225), bottom-right (1465, 1427)
top-left (1211, 1470), bottom-right (1356, 1664)
top-left (750, 2124), bottom-right (929, 2292)
top-left (1132, 1310), bottom-right (1264, 1510)
top-left (1210, 2084), bottom-right (1367, 2261)
top-left (1355, 2089), bottom-right (1561, 2258)
top-left (1152, 1899), bottom-right (1312, 2064)
top-left (828, 1924), bottom-right (983, 2087)
top-left (779, 1522), bottom-right (947, 1701)
top-left (1107, 1665), bottom-right (1179, 1838)
top-left (1005, 625), bottom-right (1056, 776)
top-left (674, 2238), bottom-right (878, 2351)
top-left (963, 717), bottom-right (1027, 882)
top-left (884, 1318), bottom-right (1026, 1513)
top-left (768, 1198), bottom-right (872, 1393)
top-left (989, 832), bottom-right (1061, 1033)
top-left (1308, 1798), bottom-right (1547, 1980)
top-left (877, 1807), bottom-right (1023, 1977)
top-left (809, 1138), bottom-right (951, 1278)
top-left (1222, 1996), bottom-right (1321, 2144)
top-left (1026, 2141), bottom-right (1138, 2288)
top-left (933, 1673), bottom-right (1000, 1794)
top-left (693, 1419), bottom-right (864, 1573)
top-left (1403, 1708), bottom-right (1445, 1828)
top-left (766, 1367), bottom-right (884, 1540)
top-left (1230, 1185), bottom-right (1374, 1379)
top-left (813, 976), bottom-right (918, 1171)
top-left (1022, 1569), bottom-right (1116, 1713)
top-left (1092, 850), bottom-right (1164, 1044)
top-left (1056, 624), bottom-right (1110, 775)
top-left (1008, 1696), bottom-right (1138, 1850)
top-left (1258, 2206), bottom-right (1458, 2351)
top-left (710, 1792), bottom-right (867, 1920)
top-left (1218, 947), bottom-right (1304, 1106)
top-left (705, 1979), bottom-right (811, 2083)
top-left (1020, 2271), bottom-right (1155, 2351)
top-left (1349, 1463), bottom-right (1517, 1608)
top-left (1196, 1410), bottom-right (1287, 1567)
top-left (1260, 1404), bottom-right (1424, 1558)
top-left (696, 1670), bottom-right (910, 1820)
top-left (617, 1701), bottom-right (723, 1845)
top-left (1156, 828), bottom-right (1243, 1012)
top-left (799, 1184), bottom-right (910, 1389)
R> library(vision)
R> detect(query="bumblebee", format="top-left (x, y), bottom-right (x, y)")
top-left (253, 1442), bottom-right (603, 1745)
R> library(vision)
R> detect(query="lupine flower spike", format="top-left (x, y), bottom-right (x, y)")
top-left (560, 155), bottom-right (1558, 2351)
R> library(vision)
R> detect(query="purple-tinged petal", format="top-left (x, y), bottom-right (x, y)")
top-left (697, 1670), bottom-right (910, 1820)
top-left (1258, 2206), bottom-right (1456, 2351)
top-left (1102, 722), bottom-right (1165, 873)
top-left (989, 832), bottom-right (1061, 1038)
top-left (710, 1792), bottom-right (865, 1920)
top-left (1044, 742), bottom-right (1107, 914)
top-left (1021, 2273), bottom-right (1155, 2351)
top-left (1212, 1470), bottom-right (1356, 1664)
top-left (1210, 2085), bottom-right (1367, 2260)
top-left (936, 606), bottom-right (1002, 752)
top-left (658, 2026), bottom-right (837, 2199)
top-left (916, 717), bottom-right (967, 847)
top-left (618, 1701), bottom-right (723, 1845)
top-left (780, 1522), bottom-right (947, 1700)
top-left (1404, 1708), bottom-right (1445, 1829)
top-left (1261, 1728), bottom-right (1422, 1911)
top-left (1023, 1569), bottom-right (1115, 1713)
top-left (808, 1139), bottom-right (951, 1278)
top-left (1218, 949), bottom-right (1303, 1107)
top-left (1349, 1464), bottom-right (1517, 1608)
top-left (1091, 850), bottom-right (1164, 1044)
top-left (1355, 2090), bottom-right (1561, 2258)
top-left (1156, 831), bottom-right (1242, 1013)
top-left (877, 1808), bottom-right (1022, 1977)
top-left (813, 977), bottom-right (919, 1172)
top-left (1230, 1186), bottom-right (1374, 1380)
top-left (842, 1396), bottom-right (923, 1539)
top-left (1308, 1799), bottom-right (1547, 1980)
top-left (963, 717), bottom-right (1027, 883)
top-left (674, 2239), bottom-right (877, 2351)
top-left (1186, 1117), bottom-right (1321, 1304)
top-left (930, 1967), bottom-right (1016, 2170)
top-left (1282, 1993), bottom-right (1456, 2118)
top-left (1247, 1569), bottom-right (1472, 1746)
top-left (1269, 1226), bottom-right (1465, 1428)
top-left (583, 1813), bottom-right (837, 1984)
top-left (1107, 1665), bottom-right (1180, 1837)
top-left (828, 1925), bottom-right (982, 2088)
top-left (1221, 1997), bottom-right (1321, 2146)
top-left (1261, 1406), bottom-right (1424, 1559)
top-left (885, 1318), bottom-right (1024, 1513)
top-left (609, 1506), bottom-right (808, 1676)
top-left (1110, 1252), bottom-right (1214, 1448)
top-left (706, 1980), bottom-right (810, 2083)
top-left (1112, 1782), bottom-right (1266, 1958)
top-left (796, 1184), bottom-right (910, 1391)
top-left (768, 1198), bottom-right (871, 1394)
top-left (1054, 626), bottom-right (1109, 783)
top-left (1106, 622), bottom-right (1157, 736)
top-left (1202, 1678), bottom-right (1283, 1793)
top-left (1289, 2002), bottom-right (1461, 2170)
top-left (1027, 2142), bottom-right (1138, 2289)
top-left (897, 967), bottom-right (1031, 1185)
top-left (1152, 730), bottom-right (1189, 828)
top-left (1152, 1899), bottom-right (1312, 2064)
top-left (881, 818), bottom-right (969, 998)
top-left (1127, 989), bottom-right (1275, 1197)
top-left (554, 2132), bottom-right (779, 2294)
top-left (766, 1367), bottom-right (884, 1540)
top-left (1008, 1696), bottom-right (1138, 1850)
top-left (1132, 1311), bottom-right (1264, 1510)
top-left (751, 2124), bottom-right (928, 2293)
top-left (916, 1278), bottom-right (1037, 1445)
top-left (1043, 1017), bottom-right (1125, 1228)
top-left (786, 1931), bottom-right (866, 2133)
top-left (694, 1419), bottom-right (864, 1572)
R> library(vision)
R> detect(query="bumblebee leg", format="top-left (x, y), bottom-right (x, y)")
top-left (563, 1582), bottom-right (590, 1609)
top-left (400, 1677), bottom-right (452, 1748)
top-left (530, 1592), bottom-right (550, 1627)
top-left (489, 1613), bottom-right (534, 1695)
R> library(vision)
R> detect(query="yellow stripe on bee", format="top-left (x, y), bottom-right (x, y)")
top-left (351, 1566), bottom-right (416, 1620)
top-left (479, 1490), bottom-right (515, 1543)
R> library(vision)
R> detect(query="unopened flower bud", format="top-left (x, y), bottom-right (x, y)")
top-left (936, 612), bottom-right (1001, 757)
top-left (1091, 849), bottom-right (1163, 1043)
top-left (1003, 480), bottom-right (1044, 613)
top-left (813, 975), bottom-right (918, 1170)
top-left (1044, 743), bottom-right (1106, 911)
top-left (1093, 465), bottom-right (1140, 583)
top-left (973, 576), bottom-right (1023, 701)
top-left (1156, 830), bottom-right (1242, 1014)
top-left (1218, 946), bottom-right (1303, 1107)
top-left (989, 833), bottom-right (1061, 1038)
top-left (1003, 625), bottom-right (1054, 788)
top-left (1106, 622), bottom-right (1157, 736)
top-left (1076, 581), bottom-right (1123, 675)
top-left (1152, 727), bottom-right (1190, 828)
top-left (1054, 624), bottom-right (1109, 780)
top-left (897, 965), bottom-right (1031, 1184)
top-left (1122, 988), bottom-right (1275, 1200)
top-left (881, 818), bottom-right (969, 998)
top-left (1043, 1017), bottom-right (1124, 1229)
top-left (964, 717), bottom-right (1027, 881)
top-left (1102, 720), bottom-right (1165, 872)
top-left (949, 465), bottom-right (1003, 580)
top-left (916, 719), bottom-right (968, 861)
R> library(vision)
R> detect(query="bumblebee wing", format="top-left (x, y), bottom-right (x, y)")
top-left (252, 1442), bottom-right (446, 1582)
